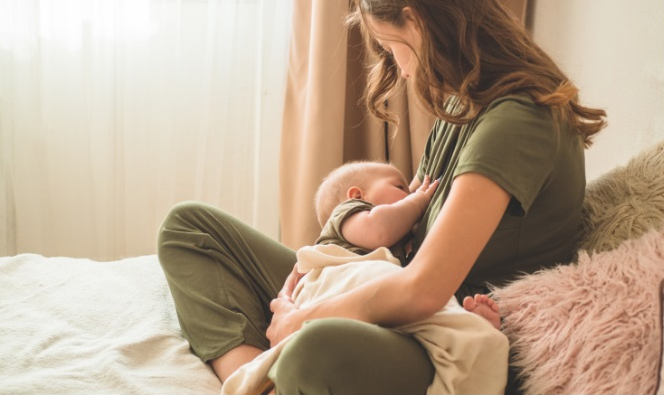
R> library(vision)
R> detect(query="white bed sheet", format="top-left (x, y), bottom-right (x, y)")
top-left (0, 253), bottom-right (221, 395)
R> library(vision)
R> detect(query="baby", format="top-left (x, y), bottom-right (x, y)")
top-left (220, 161), bottom-right (508, 395)
top-left (315, 160), bottom-right (436, 266)
top-left (314, 161), bottom-right (500, 328)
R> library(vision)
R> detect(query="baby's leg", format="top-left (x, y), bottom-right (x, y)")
top-left (463, 294), bottom-right (501, 330)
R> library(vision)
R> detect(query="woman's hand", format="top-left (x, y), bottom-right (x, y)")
top-left (267, 296), bottom-right (303, 347)
top-left (279, 263), bottom-right (304, 302)
top-left (266, 263), bottom-right (306, 347)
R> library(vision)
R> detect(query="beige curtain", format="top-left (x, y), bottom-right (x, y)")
top-left (280, 0), bottom-right (529, 249)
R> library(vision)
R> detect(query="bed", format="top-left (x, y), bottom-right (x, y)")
top-left (1, 141), bottom-right (663, 395)
top-left (0, 254), bottom-right (221, 395)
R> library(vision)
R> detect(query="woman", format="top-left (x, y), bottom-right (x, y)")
top-left (158, 0), bottom-right (606, 393)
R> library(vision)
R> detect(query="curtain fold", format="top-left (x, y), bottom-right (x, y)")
top-left (279, 0), bottom-right (529, 249)
top-left (0, 0), bottom-right (293, 259)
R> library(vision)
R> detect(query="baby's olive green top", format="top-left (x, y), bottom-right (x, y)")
top-left (316, 199), bottom-right (410, 266)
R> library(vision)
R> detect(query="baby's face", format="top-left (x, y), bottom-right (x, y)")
top-left (363, 166), bottom-right (410, 206)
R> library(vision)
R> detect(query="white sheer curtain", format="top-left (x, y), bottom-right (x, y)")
top-left (0, 0), bottom-right (292, 260)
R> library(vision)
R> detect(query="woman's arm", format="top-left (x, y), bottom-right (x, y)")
top-left (342, 175), bottom-right (438, 250)
top-left (267, 172), bottom-right (510, 345)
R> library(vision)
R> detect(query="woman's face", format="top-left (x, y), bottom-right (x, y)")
top-left (366, 11), bottom-right (421, 79)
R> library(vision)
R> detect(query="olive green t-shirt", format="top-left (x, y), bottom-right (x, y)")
top-left (316, 199), bottom-right (410, 266)
top-left (413, 95), bottom-right (585, 290)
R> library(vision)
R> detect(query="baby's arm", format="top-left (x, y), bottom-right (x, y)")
top-left (342, 175), bottom-right (438, 250)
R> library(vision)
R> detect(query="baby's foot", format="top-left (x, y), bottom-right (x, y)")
top-left (463, 294), bottom-right (501, 330)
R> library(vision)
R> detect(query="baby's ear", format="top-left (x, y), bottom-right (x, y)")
top-left (346, 186), bottom-right (363, 200)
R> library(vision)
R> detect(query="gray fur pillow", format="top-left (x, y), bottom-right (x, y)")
top-left (576, 140), bottom-right (664, 254)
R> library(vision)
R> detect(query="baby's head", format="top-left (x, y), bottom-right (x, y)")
top-left (315, 161), bottom-right (409, 227)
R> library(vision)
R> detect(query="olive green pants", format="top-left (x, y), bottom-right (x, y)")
top-left (157, 201), bottom-right (434, 394)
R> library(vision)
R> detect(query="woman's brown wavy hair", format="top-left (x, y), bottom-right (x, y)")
top-left (348, 0), bottom-right (606, 147)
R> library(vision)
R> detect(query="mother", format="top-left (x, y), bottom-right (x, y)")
top-left (158, 0), bottom-right (606, 393)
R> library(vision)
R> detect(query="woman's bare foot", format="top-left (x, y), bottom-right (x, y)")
top-left (463, 294), bottom-right (501, 330)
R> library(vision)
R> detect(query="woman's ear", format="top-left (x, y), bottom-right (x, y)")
top-left (401, 7), bottom-right (418, 25)
top-left (401, 7), bottom-right (422, 45)
top-left (347, 186), bottom-right (364, 200)
top-left (401, 7), bottom-right (420, 34)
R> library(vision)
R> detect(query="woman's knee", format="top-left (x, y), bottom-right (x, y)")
top-left (157, 201), bottom-right (220, 264)
top-left (158, 201), bottom-right (228, 246)
top-left (270, 318), bottom-right (433, 395)
top-left (159, 201), bottom-right (222, 232)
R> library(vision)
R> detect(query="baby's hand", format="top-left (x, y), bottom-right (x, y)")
top-left (408, 175), bottom-right (440, 213)
top-left (415, 174), bottom-right (439, 199)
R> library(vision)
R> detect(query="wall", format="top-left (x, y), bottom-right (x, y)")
top-left (529, 0), bottom-right (664, 181)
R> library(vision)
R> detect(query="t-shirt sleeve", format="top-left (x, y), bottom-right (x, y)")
top-left (453, 97), bottom-right (558, 215)
top-left (316, 199), bottom-right (375, 247)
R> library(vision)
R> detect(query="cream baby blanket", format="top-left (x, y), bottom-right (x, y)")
top-left (221, 245), bottom-right (509, 395)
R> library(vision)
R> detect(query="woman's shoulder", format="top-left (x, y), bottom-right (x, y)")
top-left (477, 94), bottom-right (560, 138)
top-left (430, 94), bottom-right (553, 136)
top-left (483, 93), bottom-right (547, 117)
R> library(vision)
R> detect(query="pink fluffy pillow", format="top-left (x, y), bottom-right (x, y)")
top-left (657, 280), bottom-right (664, 395)
top-left (493, 228), bottom-right (664, 395)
